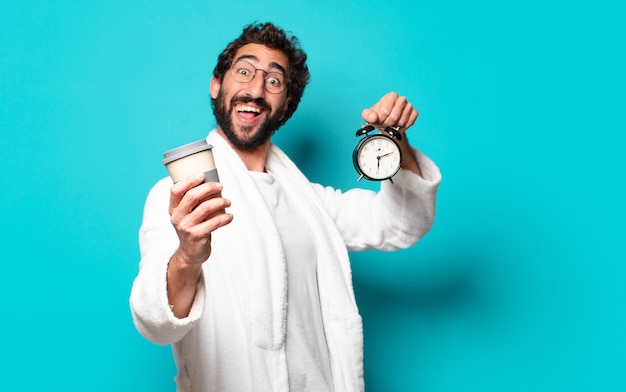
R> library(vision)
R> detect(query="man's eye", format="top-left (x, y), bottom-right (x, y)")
top-left (238, 68), bottom-right (251, 76)
top-left (267, 77), bottom-right (282, 86)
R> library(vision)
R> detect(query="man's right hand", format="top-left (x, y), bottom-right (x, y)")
top-left (167, 172), bottom-right (233, 318)
top-left (169, 172), bottom-right (233, 265)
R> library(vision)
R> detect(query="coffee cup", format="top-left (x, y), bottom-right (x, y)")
top-left (162, 140), bottom-right (220, 184)
top-left (163, 140), bottom-right (225, 216)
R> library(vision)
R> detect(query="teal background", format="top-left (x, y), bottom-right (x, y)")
top-left (1, 0), bottom-right (624, 390)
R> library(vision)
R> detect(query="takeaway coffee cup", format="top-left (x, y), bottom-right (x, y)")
top-left (162, 140), bottom-right (220, 184)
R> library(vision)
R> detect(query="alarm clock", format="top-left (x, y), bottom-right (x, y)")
top-left (353, 124), bottom-right (403, 181)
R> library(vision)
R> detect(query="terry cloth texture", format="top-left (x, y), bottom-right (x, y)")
top-left (130, 129), bottom-right (441, 392)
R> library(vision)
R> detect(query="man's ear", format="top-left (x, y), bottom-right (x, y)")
top-left (210, 76), bottom-right (220, 99)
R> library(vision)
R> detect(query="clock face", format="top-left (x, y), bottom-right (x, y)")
top-left (354, 134), bottom-right (402, 180)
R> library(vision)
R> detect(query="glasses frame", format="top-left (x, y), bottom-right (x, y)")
top-left (230, 60), bottom-right (287, 94)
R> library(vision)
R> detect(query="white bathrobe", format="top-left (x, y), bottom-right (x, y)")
top-left (130, 130), bottom-right (441, 392)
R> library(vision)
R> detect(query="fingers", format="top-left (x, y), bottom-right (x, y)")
top-left (167, 172), bottom-right (234, 268)
top-left (361, 92), bottom-right (419, 132)
top-left (169, 173), bottom-right (206, 214)
top-left (169, 174), bottom-right (233, 234)
top-left (401, 100), bottom-right (419, 130)
top-left (170, 180), bottom-right (231, 223)
top-left (180, 208), bottom-right (233, 244)
top-left (172, 190), bottom-right (231, 230)
top-left (361, 108), bottom-right (379, 124)
top-left (169, 178), bottom-right (233, 265)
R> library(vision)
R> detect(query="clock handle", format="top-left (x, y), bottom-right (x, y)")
top-left (355, 124), bottom-right (375, 137)
top-left (385, 126), bottom-right (403, 141)
top-left (356, 124), bottom-right (403, 141)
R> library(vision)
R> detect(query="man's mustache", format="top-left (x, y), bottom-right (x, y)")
top-left (231, 95), bottom-right (271, 111)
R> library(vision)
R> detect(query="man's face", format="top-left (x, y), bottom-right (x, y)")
top-left (210, 43), bottom-right (290, 151)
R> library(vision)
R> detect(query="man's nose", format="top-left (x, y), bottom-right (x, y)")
top-left (244, 71), bottom-right (265, 97)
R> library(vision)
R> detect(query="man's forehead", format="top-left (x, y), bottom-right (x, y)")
top-left (234, 44), bottom-right (289, 73)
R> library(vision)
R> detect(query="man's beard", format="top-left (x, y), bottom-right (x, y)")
top-left (213, 89), bottom-right (283, 152)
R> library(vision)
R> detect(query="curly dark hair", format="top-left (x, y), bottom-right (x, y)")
top-left (212, 22), bottom-right (310, 127)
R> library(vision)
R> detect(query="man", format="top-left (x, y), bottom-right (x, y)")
top-left (130, 22), bottom-right (441, 392)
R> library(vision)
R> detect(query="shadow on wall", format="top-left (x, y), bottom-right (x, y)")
top-left (272, 122), bottom-right (354, 185)
top-left (352, 249), bottom-right (488, 391)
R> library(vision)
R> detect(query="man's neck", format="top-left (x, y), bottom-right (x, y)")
top-left (216, 129), bottom-right (270, 172)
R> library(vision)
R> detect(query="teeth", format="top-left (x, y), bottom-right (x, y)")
top-left (236, 105), bottom-right (261, 113)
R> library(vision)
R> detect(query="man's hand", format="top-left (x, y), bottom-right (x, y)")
top-left (167, 172), bottom-right (233, 318)
top-left (361, 92), bottom-right (422, 177)
top-left (361, 91), bottom-right (418, 132)
top-left (169, 173), bottom-right (233, 265)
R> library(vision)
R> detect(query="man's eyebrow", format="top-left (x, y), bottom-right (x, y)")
top-left (235, 54), bottom-right (287, 75)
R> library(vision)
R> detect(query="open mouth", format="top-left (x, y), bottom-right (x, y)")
top-left (235, 104), bottom-right (263, 117)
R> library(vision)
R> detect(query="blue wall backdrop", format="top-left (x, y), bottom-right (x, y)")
top-left (2, 1), bottom-right (625, 390)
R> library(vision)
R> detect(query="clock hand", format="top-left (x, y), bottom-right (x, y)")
top-left (379, 152), bottom-right (393, 158)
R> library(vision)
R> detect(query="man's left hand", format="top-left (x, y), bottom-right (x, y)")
top-left (361, 92), bottom-right (418, 132)
top-left (361, 92), bottom-right (422, 177)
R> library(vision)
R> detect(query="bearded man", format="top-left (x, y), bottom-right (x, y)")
top-left (130, 22), bottom-right (441, 392)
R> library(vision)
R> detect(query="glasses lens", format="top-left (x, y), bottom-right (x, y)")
top-left (231, 60), bottom-right (286, 94)
top-left (264, 72), bottom-right (285, 94)
top-left (232, 61), bottom-right (254, 83)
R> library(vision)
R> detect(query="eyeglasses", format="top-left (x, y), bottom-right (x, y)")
top-left (230, 59), bottom-right (287, 94)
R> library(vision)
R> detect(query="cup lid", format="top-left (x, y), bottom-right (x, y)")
top-left (162, 140), bottom-right (213, 165)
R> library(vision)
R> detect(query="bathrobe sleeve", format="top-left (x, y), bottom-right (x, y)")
top-left (129, 177), bottom-right (207, 345)
top-left (314, 147), bottom-right (441, 252)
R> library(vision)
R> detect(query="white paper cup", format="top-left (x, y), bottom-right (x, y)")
top-left (162, 140), bottom-right (220, 183)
